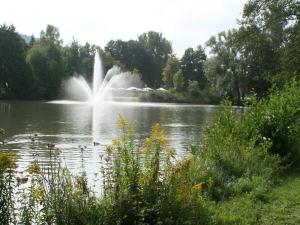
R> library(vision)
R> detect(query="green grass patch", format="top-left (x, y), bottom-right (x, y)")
top-left (216, 170), bottom-right (300, 225)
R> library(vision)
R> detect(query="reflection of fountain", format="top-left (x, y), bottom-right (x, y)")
top-left (66, 51), bottom-right (142, 103)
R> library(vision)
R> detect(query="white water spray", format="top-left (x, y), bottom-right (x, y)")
top-left (66, 51), bottom-right (142, 103)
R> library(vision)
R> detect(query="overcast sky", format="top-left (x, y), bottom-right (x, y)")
top-left (0, 0), bottom-right (247, 56)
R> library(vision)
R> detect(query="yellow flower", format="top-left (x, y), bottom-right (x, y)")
top-left (27, 163), bottom-right (41, 174)
top-left (138, 173), bottom-right (148, 185)
top-left (0, 152), bottom-right (17, 170)
top-left (165, 147), bottom-right (176, 158)
top-left (117, 118), bottom-right (129, 129)
top-left (112, 139), bottom-right (121, 146)
top-left (143, 124), bottom-right (168, 149)
top-left (105, 145), bottom-right (114, 154)
top-left (150, 124), bottom-right (167, 146)
top-left (33, 188), bottom-right (44, 202)
top-left (140, 147), bottom-right (149, 155)
top-left (192, 182), bottom-right (207, 194)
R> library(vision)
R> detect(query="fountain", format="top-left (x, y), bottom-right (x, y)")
top-left (58, 51), bottom-right (145, 145)
top-left (65, 50), bottom-right (143, 103)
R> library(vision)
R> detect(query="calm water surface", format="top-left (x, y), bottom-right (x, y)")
top-left (0, 101), bottom-right (219, 179)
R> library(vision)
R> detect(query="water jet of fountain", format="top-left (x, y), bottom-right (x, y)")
top-left (93, 51), bottom-right (103, 97)
top-left (63, 50), bottom-right (144, 104)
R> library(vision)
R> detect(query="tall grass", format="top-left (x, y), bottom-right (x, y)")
top-left (0, 151), bottom-right (17, 225)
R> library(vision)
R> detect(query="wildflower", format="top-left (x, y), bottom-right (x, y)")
top-left (105, 145), bottom-right (114, 154)
top-left (33, 188), bottom-right (44, 202)
top-left (150, 124), bottom-right (167, 146)
top-left (165, 147), bottom-right (176, 159)
top-left (192, 182), bottom-right (207, 194)
top-left (0, 152), bottom-right (17, 170)
top-left (27, 162), bottom-right (41, 174)
top-left (117, 118), bottom-right (129, 129)
top-left (140, 147), bottom-right (149, 155)
top-left (138, 173), bottom-right (146, 184)
top-left (112, 139), bottom-right (121, 146)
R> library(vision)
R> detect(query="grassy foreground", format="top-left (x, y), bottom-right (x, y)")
top-left (216, 170), bottom-right (300, 224)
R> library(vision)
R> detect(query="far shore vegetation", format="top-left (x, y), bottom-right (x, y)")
top-left (1, 0), bottom-right (300, 224)
top-left (0, 0), bottom-right (299, 105)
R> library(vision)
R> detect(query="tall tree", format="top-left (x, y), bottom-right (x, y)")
top-left (241, 0), bottom-right (300, 89)
top-left (0, 24), bottom-right (33, 99)
top-left (105, 39), bottom-right (154, 85)
top-left (180, 46), bottom-right (207, 89)
top-left (162, 55), bottom-right (179, 88)
top-left (26, 25), bottom-right (66, 99)
top-left (138, 31), bottom-right (172, 87)
top-left (281, 22), bottom-right (300, 78)
top-left (40, 24), bottom-right (62, 45)
top-left (205, 30), bottom-right (247, 103)
top-left (64, 38), bottom-right (81, 76)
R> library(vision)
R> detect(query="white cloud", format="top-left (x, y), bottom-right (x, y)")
top-left (0, 0), bottom-right (247, 56)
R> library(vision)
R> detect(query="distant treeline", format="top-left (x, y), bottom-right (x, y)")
top-left (0, 0), bottom-right (299, 103)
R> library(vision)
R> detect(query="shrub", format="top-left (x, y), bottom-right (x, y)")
top-left (191, 82), bottom-right (300, 200)
top-left (243, 81), bottom-right (300, 165)
top-left (192, 102), bottom-right (281, 200)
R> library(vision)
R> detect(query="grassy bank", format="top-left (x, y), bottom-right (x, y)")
top-left (216, 170), bottom-right (300, 224)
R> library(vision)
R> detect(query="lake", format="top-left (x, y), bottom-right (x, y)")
top-left (0, 101), bottom-right (219, 181)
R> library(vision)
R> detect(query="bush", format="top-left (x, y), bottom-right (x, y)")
top-left (192, 102), bottom-right (281, 200)
top-left (243, 81), bottom-right (300, 164)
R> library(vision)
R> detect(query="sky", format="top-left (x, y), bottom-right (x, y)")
top-left (0, 0), bottom-right (247, 57)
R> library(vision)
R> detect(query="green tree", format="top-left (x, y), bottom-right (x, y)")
top-left (281, 22), bottom-right (300, 78)
top-left (173, 69), bottom-right (185, 92)
top-left (180, 46), bottom-right (207, 89)
top-left (40, 24), bottom-right (62, 45)
top-left (242, 0), bottom-right (299, 47)
top-left (0, 24), bottom-right (33, 99)
top-left (27, 42), bottom-right (66, 99)
top-left (27, 25), bottom-right (66, 99)
top-left (205, 30), bottom-right (246, 103)
top-left (64, 38), bottom-right (81, 76)
top-left (105, 39), bottom-right (154, 85)
top-left (77, 42), bottom-right (94, 81)
top-left (138, 31), bottom-right (172, 87)
top-left (162, 55), bottom-right (179, 88)
top-left (241, 0), bottom-right (300, 88)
